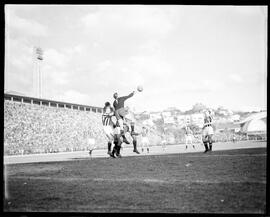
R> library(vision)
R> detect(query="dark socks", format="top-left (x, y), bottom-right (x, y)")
top-left (122, 134), bottom-right (130, 144)
top-left (108, 142), bottom-right (112, 152)
top-left (133, 140), bottom-right (137, 150)
top-left (204, 142), bottom-right (209, 152)
top-left (117, 135), bottom-right (122, 154)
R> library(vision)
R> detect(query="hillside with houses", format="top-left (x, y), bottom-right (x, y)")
top-left (133, 103), bottom-right (266, 143)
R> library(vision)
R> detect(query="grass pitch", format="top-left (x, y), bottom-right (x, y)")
top-left (4, 147), bottom-right (266, 213)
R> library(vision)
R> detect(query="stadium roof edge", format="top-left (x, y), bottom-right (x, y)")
top-left (238, 111), bottom-right (267, 124)
top-left (4, 93), bottom-right (103, 110)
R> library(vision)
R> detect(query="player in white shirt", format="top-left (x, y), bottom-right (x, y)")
top-left (85, 131), bottom-right (96, 157)
top-left (141, 126), bottom-right (150, 153)
top-left (185, 126), bottom-right (195, 150)
top-left (161, 128), bottom-right (167, 151)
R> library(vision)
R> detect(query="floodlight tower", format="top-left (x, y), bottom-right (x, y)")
top-left (32, 47), bottom-right (44, 98)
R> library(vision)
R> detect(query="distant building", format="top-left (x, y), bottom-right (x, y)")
top-left (163, 116), bottom-right (175, 124)
top-left (162, 111), bottom-right (175, 124)
top-left (177, 113), bottom-right (203, 127)
top-left (239, 112), bottom-right (266, 135)
top-left (177, 115), bottom-right (186, 126)
top-left (230, 114), bottom-right (240, 122)
top-left (191, 113), bottom-right (204, 128)
top-left (149, 112), bottom-right (162, 121)
top-left (142, 119), bottom-right (154, 127)
top-left (162, 111), bottom-right (172, 117)
top-left (164, 107), bottom-right (182, 116)
top-left (134, 111), bottom-right (150, 120)
top-left (216, 107), bottom-right (231, 116)
top-left (215, 122), bottom-right (241, 133)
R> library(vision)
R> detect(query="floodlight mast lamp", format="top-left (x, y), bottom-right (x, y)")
top-left (34, 47), bottom-right (44, 98)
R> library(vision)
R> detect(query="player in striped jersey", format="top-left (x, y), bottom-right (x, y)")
top-left (102, 102), bottom-right (115, 156)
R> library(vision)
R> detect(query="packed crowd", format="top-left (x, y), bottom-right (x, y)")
top-left (212, 132), bottom-right (251, 143)
top-left (4, 100), bottom-right (107, 155)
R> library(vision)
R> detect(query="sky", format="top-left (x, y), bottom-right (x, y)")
top-left (4, 5), bottom-right (267, 113)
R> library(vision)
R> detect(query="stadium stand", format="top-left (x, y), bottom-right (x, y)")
top-left (4, 94), bottom-right (162, 156)
top-left (4, 95), bottom-right (106, 155)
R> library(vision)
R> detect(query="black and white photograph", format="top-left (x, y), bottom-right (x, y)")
top-left (3, 4), bottom-right (267, 214)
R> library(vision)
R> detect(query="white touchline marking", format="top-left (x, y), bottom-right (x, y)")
top-left (11, 176), bottom-right (265, 184)
top-left (184, 154), bottom-right (266, 157)
top-left (4, 165), bottom-right (9, 200)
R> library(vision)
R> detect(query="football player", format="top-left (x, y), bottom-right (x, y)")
top-left (202, 110), bottom-right (214, 153)
top-left (113, 91), bottom-right (135, 142)
top-left (141, 126), bottom-right (150, 153)
top-left (185, 126), bottom-right (195, 150)
top-left (130, 121), bottom-right (140, 154)
top-left (111, 120), bottom-right (123, 158)
top-left (86, 131), bottom-right (96, 157)
top-left (102, 102), bottom-right (115, 156)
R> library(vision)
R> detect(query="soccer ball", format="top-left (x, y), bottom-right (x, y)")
top-left (137, 85), bottom-right (143, 92)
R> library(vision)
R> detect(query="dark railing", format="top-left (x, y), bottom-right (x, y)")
top-left (4, 93), bottom-right (103, 113)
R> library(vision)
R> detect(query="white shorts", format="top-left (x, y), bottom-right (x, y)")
top-left (185, 134), bottom-right (193, 143)
top-left (88, 138), bottom-right (96, 149)
top-left (202, 126), bottom-right (214, 137)
top-left (113, 126), bottom-right (121, 135)
top-left (103, 125), bottom-right (113, 136)
top-left (141, 137), bottom-right (150, 147)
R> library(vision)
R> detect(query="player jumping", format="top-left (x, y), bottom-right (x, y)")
top-left (113, 91), bottom-right (135, 144)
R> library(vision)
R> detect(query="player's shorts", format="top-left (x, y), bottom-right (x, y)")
top-left (141, 137), bottom-right (150, 144)
top-left (103, 125), bottom-right (113, 136)
top-left (115, 108), bottom-right (128, 120)
top-left (88, 138), bottom-right (96, 149)
top-left (185, 134), bottom-right (193, 143)
top-left (113, 126), bottom-right (121, 135)
top-left (202, 126), bottom-right (214, 137)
